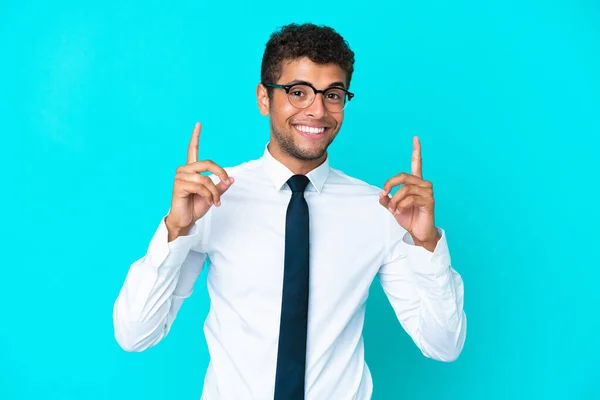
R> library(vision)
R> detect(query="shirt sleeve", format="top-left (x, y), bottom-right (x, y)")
top-left (377, 214), bottom-right (467, 362)
top-left (112, 213), bottom-right (209, 352)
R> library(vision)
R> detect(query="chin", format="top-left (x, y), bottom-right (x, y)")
top-left (291, 139), bottom-right (331, 160)
top-left (272, 124), bottom-right (335, 161)
top-left (294, 148), bottom-right (327, 161)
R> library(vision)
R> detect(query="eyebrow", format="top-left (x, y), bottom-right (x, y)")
top-left (285, 79), bottom-right (347, 90)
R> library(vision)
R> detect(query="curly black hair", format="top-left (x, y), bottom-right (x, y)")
top-left (260, 23), bottom-right (355, 95)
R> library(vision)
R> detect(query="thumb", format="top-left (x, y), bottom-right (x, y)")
top-left (216, 177), bottom-right (235, 194)
top-left (379, 190), bottom-right (390, 208)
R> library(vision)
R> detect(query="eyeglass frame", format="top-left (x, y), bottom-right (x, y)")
top-left (263, 82), bottom-right (355, 113)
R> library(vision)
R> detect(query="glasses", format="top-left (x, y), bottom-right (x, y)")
top-left (264, 82), bottom-right (354, 113)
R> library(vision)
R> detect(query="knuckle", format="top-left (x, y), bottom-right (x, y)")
top-left (192, 174), bottom-right (204, 184)
top-left (174, 176), bottom-right (184, 185)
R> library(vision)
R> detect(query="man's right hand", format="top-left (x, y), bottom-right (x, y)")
top-left (165, 122), bottom-right (234, 241)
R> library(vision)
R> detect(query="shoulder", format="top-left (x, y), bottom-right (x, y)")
top-left (327, 166), bottom-right (406, 246)
top-left (327, 166), bottom-right (383, 196)
top-left (207, 158), bottom-right (262, 183)
top-left (327, 165), bottom-right (397, 220)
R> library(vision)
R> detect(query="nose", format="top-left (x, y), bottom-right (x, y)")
top-left (303, 93), bottom-right (328, 119)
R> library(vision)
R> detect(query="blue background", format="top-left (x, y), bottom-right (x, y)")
top-left (2, 0), bottom-right (599, 399)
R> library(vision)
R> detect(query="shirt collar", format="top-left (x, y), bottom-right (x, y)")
top-left (262, 143), bottom-right (330, 193)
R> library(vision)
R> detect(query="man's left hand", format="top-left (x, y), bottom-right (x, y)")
top-left (379, 136), bottom-right (440, 252)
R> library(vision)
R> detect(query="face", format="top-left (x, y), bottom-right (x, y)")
top-left (257, 57), bottom-right (348, 166)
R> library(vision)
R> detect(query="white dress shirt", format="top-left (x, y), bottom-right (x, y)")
top-left (113, 144), bottom-right (467, 400)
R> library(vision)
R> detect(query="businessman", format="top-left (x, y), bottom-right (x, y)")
top-left (113, 23), bottom-right (466, 400)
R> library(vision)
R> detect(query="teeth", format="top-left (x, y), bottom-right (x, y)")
top-left (295, 125), bottom-right (326, 134)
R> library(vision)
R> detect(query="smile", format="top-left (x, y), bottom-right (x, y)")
top-left (292, 124), bottom-right (330, 140)
top-left (294, 125), bottom-right (326, 134)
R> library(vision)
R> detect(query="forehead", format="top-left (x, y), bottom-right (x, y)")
top-left (279, 57), bottom-right (347, 87)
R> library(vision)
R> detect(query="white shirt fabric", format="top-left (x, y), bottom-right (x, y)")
top-left (113, 144), bottom-right (467, 400)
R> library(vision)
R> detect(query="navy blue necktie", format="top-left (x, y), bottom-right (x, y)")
top-left (274, 174), bottom-right (311, 400)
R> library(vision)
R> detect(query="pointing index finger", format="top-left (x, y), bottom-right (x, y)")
top-left (411, 135), bottom-right (423, 178)
top-left (187, 122), bottom-right (201, 164)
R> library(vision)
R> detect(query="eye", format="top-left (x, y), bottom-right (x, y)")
top-left (289, 85), bottom-right (309, 98)
top-left (325, 89), bottom-right (345, 102)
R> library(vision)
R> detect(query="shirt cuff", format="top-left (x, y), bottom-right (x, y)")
top-left (146, 216), bottom-right (202, 269)
top-left (401, 227), bottom-right (452, 277)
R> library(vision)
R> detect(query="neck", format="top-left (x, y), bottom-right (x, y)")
top-left (267, 142), bottom-right (327, 175)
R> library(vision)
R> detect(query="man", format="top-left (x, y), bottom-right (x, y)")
top-left (113, 23), bottom-right (466, 400)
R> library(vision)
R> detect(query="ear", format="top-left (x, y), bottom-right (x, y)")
top-left (257, 83), bottom-right (270, 116)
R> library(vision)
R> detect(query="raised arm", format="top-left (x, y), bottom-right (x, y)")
top-left (112, 122), bottom-right (233, 351)
top-left (377, 135), bottom-right (466, 361)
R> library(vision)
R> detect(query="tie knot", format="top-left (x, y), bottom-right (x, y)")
top-left (287, 174), bottom-right (310, 193)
